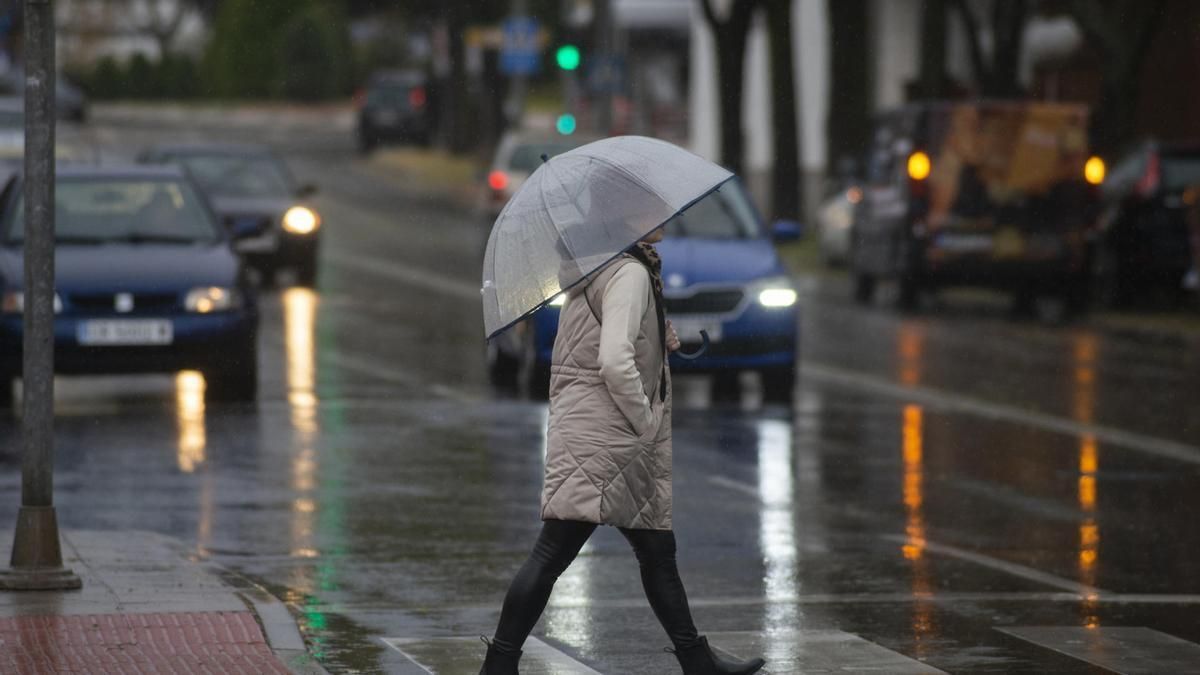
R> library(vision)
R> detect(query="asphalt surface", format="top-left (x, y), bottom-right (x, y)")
top-left (1, 108), bottom-right (1199, 674)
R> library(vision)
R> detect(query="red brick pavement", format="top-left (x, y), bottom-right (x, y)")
top-left (0, 611), bottom-right (294, 674)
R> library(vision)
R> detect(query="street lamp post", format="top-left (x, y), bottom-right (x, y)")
top-left (0, 0), bottom-right (81, 592)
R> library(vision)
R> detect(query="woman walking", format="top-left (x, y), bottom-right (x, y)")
top-left (480, 228), bottom-right (766, 675)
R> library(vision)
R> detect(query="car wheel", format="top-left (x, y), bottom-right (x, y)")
top-left (853, 273), bottom-right (876, 305)
top-left (486, 341), bottom-right (520, 389)
top-left (710, 371), bottom-right (741, 403)
top-left (897, 276), bottom-right (920, 312)
top-left (206, 353), bottom-right (258, 403)
top-left (761, 366), bottom-right (796, 403)
top-left (295, 255), bottom-right (318, 288)
top-left (0, 372), bottom-right (13, 410)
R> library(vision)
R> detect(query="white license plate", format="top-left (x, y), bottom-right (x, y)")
top-left (77, 320), bottom-right (173, 346)
top-left (374, 110), bottom-right (400, 125)
top-left (669, 317), bottom-right (723, 343)
top-left (935, 233), bottom-right (994, 253)
top-left (234, 232), bottom-right (278, 254)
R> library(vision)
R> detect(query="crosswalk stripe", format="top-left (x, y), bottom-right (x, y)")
top-left (997, 626), bottom-right (1200, 675)
top-left (706, 630), bottom-right (947, 674)
top-left (382, 636), bottom-right (602, 674)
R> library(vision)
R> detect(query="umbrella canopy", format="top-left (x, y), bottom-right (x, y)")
top-left (481, 135), bottom-right (732, 339)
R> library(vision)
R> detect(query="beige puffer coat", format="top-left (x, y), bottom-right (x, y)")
top-left (540, 255), bottom-right (673, 530)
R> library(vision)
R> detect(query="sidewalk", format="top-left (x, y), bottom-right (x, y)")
top-left (0, 530), bottom-right (324, 674)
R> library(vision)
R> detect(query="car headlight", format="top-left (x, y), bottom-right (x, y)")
top-left (753, 276), bottom-right (798, 308)
top-left (282, 206), bottom-right (320, 235)
top-left (185, 287), bottom-right (241, 313)
top-left (2, 291), bottom-right (62, 314)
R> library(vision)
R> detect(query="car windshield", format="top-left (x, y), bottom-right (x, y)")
top-left (663, 180), bottom-right (761, 239)
top-left (4, 178), bottom-right (218, 245)
top-left (509, 143), bottom-right (576, 173)
top-left (173, 154), bottom-right (293, 198)
top-left (367, 85), bottom-right (416, 108)
top-left (1162, 155), bottom-right (1200, 191)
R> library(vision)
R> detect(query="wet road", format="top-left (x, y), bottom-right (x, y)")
top-left (2, 109), bottom-right (1200, 674)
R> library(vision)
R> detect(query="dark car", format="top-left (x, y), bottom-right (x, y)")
top-left (0, 166), bottom-right (259, 407)
top-left (489, 180), bottom-right (801, 402)
top-left (0, 71), bottom-right (88, 123)
top-left (1096, 141), bottom-right (1200, 307)
top-left (851, 102), bottom-right (1101, 313)
top-left (356, 70), bottom-right (432, 152)
top-left (139, 144), bottom-right (322, 286)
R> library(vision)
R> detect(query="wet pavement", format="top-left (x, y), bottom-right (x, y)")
top-left (1, 108), bottom-right (1199, 673)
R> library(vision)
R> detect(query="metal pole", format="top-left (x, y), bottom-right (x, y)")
top-left (0, 0), bottom-right (81, 592)
top-left (503, 0), bottom-right (529, 127)
top-left (592, 0), bottom-right (613, 134)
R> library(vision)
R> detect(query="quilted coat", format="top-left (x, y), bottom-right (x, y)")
top-left (540, 255), bottom-right (673, 530)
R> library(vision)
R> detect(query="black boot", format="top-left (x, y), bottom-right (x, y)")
top-left (479, 637), bottom-right (522, 675)
top-left (671, 636), bottom-right (765, 675)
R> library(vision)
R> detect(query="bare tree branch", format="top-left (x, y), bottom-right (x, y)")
top-left (948, 0), bottom-right (988, 86)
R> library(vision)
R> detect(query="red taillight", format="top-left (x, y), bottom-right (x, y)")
top-left (1136, 152), bottom-right (1161, 197)
top-left (409, 87), bottom-right (427, 108)
top-left (488, 171), bottom-right (509, 191)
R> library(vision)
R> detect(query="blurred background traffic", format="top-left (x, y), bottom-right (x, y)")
top-left (0, 1), bottom-right (1198, 672)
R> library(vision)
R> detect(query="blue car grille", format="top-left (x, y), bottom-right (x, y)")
top-left (67, 292), bottom-right (180, 314)
top-left (664, 290), bottom-right (744, 315)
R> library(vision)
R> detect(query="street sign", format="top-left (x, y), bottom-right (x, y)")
top-left (500, 16), bottom-right (542, 76)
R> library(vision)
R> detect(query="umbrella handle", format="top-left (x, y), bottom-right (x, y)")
top-left (674, 330), bottom-right (710, 361)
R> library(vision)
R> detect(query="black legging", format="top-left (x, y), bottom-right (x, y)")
top-left (491, 519), bottom-right (701, 653)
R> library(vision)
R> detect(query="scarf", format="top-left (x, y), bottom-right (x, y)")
top-left (628, 242), bottom-right (667, 402)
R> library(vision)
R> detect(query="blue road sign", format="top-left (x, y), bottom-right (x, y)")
top-left (501, 16), bottom-right (541, 76)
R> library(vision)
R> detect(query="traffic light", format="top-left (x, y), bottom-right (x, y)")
top-left (556, 44), bottom-right (581, 71)
top-left (556, 113), bottom-right (577, 135)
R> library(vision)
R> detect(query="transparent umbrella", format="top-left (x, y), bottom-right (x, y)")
top-left (481, 135), bottom-right (732, 340)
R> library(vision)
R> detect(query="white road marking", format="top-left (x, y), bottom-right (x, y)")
top-left (383, 636), bottom-right (602, 674)
top-left (997, 626), bottom-right (1200, 675)
top-left (879, 534), bottom-right (1105, 595)
top-left (802, 362), bottom-right (1200, 466)
top-left (707, 630), bottom-right (947, 674)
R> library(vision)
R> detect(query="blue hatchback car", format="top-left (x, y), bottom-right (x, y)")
top-left (0, 166), bottom-right (259, 407)
top-left (489, 179), bottom-right (801, 401)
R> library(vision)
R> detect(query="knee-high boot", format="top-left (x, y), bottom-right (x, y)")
top-left (671, 635), bottom-right (765, 675)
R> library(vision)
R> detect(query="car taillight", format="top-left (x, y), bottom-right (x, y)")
top-left (409, 87), bottom-right (427, 108)
top-left (1136, 152), bottom-right (1160, 197)
top-left (488, 171), bottom-right (509, 192)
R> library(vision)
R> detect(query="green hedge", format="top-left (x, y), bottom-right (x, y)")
top-left (70, 53), bottom-right (204, 100)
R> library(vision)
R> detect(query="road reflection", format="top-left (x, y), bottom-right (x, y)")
top-left (1071, 334), bottom-right (1101, 627)
top-left (900, 404), bottom-right (934, 653)
top-left (175, 371), bottom-right (206, 473)
top-left (285, 288), bottom-right (320, 560)
top-left (757, 418), bottom-right (799, 647)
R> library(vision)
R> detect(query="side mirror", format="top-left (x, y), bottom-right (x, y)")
top-left (296, 183), bottom-right (318, 199)
top-left (771, 219), bottom-right (803, 242)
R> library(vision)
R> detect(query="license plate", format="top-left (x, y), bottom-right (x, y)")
top-left (77, 320), bottom-right (173, 346)
top-left (934, 233), bottom-right (993, 253)
top-left (669, 317), bottom-right (723, 343)
top-left (234, 232), bottom-right (278, 254)
top-left (374, 110), bottom-right (400, 125)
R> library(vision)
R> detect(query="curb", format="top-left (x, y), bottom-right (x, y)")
top-left (213, 568), bottom-right (331, 675)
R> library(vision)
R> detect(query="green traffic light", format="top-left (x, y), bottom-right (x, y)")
top-left (556, 44), bottom-right (581, 71)
top-left (556, 114), bottom-right (577, 135)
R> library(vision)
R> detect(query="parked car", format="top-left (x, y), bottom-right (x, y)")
top-left (1096, 140), bottom-right (1200, 307)
top-left (0, 71), bottom-right (88, 123)
top-left (850, 102), bottom-right (1101, 313)
top-left (138, 143), bottom-right (322, 286)
top-left (482, 131), bottom-right (596, 220)
top-left (488, 179), bottom-right (802, 402)
top-left (0, 165), bottom-right (259, 407)
top-left (356, 70), bottom-right (432, 152)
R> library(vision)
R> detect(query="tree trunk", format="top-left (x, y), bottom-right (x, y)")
top-left (826, 0), bottom-right (871, 172)
top-left (917, 0), bottom-right (946, 99)
top-left (765, 0), bottom-right (800, 221)
top-left (700, 0), bottom-right (762, 175)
